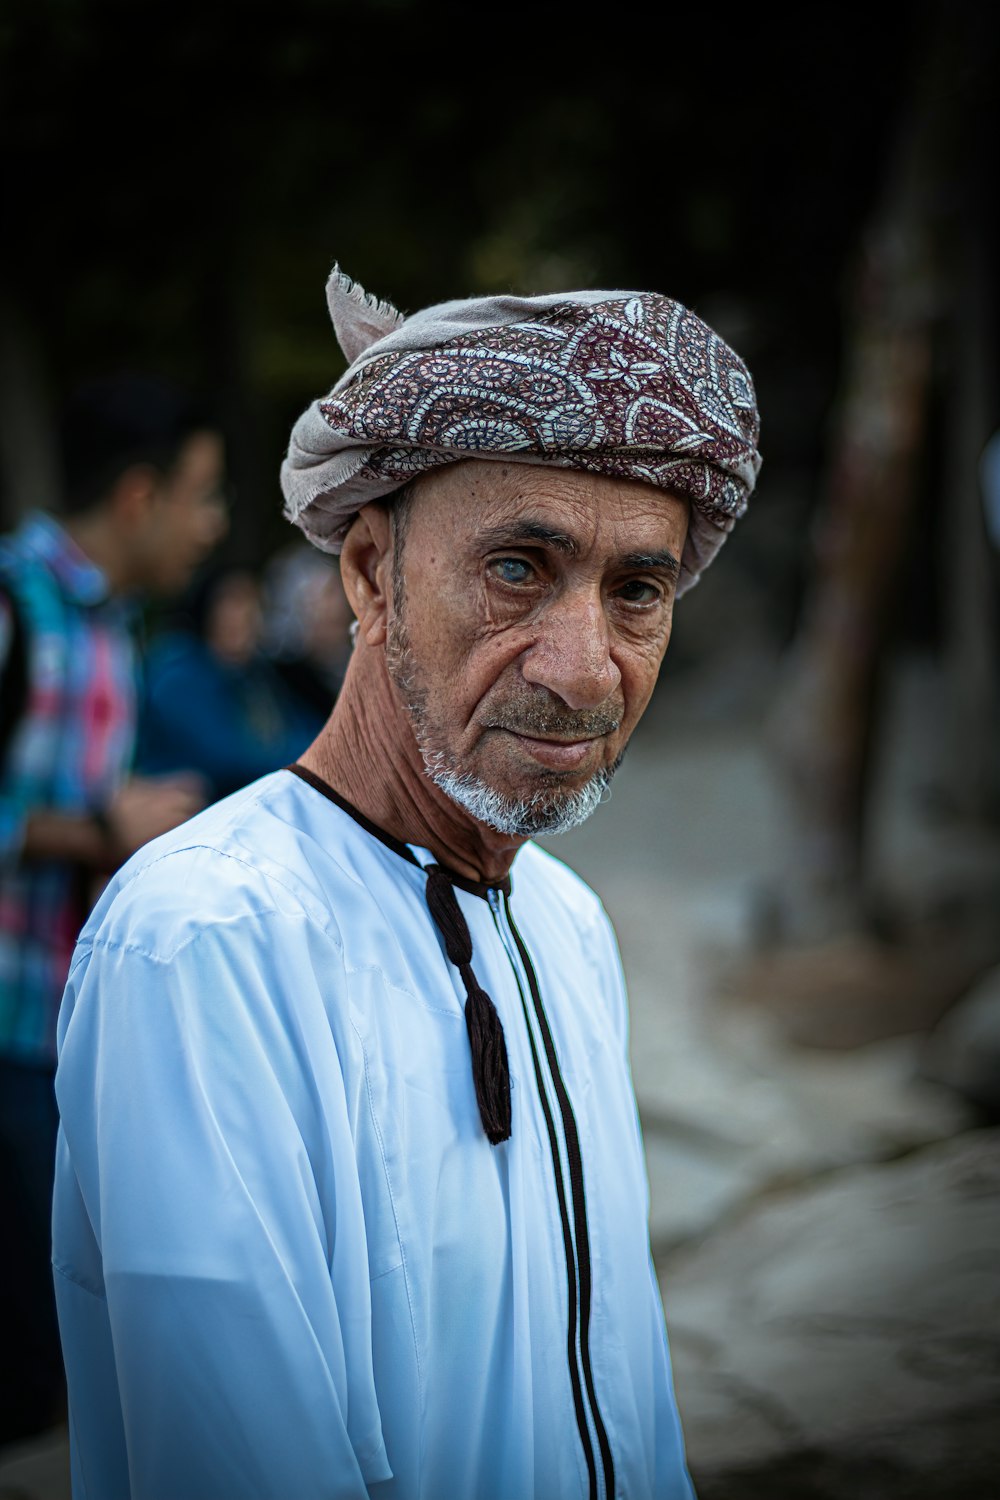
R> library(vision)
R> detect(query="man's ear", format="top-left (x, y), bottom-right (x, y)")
top-left (339, 503), bottom-right (394, 647)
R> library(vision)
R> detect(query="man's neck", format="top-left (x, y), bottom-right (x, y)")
top-left (299, 645), bottom-right (524, 885)
top-left (63, 511), bottom-right (129, 595)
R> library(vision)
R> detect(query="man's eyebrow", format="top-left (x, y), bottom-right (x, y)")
top-left (620, 550), bottom-right (680, 578)
top-left (477, 524), bottom-right (681, 578)
top-left (477, 521), bottom-right (578, 555)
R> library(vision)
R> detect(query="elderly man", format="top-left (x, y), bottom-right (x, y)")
top-left (53, 271), bottom-right (760, 1499)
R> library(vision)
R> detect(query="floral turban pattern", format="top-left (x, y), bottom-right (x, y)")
top-left (281, 269), bottom-right (761, 594)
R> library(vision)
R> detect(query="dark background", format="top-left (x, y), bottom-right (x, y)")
top-left (5, 0), bottom-right (993, 633)
top-left (0, 0), bottom-right (997, 892)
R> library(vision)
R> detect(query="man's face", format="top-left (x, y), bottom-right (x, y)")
top-left (136, 431), bottom-right (228, 595)
top-left (384, 461), bottom-right (688, 836)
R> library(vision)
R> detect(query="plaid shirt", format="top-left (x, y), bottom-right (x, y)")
top-left (0, 513), bottom-right (138, 1064)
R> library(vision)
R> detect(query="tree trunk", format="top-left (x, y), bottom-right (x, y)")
top-left (941, 219), bottom-right (998, 818)
top-left (768, 10), bottom-right (970, 941)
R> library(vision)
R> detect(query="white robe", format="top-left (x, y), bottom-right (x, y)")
top-left (53, 768), bottom-right (694, 1499)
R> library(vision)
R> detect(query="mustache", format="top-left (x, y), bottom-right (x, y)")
top-left (485, 697), bottom-right (621, 740)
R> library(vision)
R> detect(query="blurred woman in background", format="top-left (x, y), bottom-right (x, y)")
top-left (138, 565), bottom-right (336, 802)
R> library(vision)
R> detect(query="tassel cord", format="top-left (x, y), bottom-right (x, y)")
top-left (424, 867), bottom-right (511, 1145)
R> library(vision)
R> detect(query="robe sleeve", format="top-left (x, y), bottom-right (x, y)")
top-left (54, 898), bottom-right (391, 1500)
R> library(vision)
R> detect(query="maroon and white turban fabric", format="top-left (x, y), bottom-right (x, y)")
top-left (281, 268), bottom-right (761, 594)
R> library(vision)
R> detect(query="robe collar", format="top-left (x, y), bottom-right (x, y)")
top-left (285, 761), bottom-right (512, 899)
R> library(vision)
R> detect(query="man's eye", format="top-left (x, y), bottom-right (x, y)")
top-left (489, 557), bottom-right (534, 585)
top-left (616, 580), bottom-right (661, 605)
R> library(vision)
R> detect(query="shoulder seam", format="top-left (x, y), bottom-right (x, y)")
top-left (114, 839), bottom-right (345, 944)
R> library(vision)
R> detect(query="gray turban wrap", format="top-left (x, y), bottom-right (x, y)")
top-left (281, 268), bottom-right (761, 595)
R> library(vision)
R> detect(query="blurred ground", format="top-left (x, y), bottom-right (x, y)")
top-left (555, 643), bottom-right (1000, 1499)
top-left (2, 645), bottom-right (997, 1500)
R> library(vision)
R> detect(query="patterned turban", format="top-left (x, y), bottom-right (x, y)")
top-left (281, 268), bottom-right (761, 595)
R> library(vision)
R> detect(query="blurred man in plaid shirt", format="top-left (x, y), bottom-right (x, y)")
top-left (0, 375), bottom-right (227, 1441)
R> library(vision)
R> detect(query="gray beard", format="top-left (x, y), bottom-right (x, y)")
top-left (386, 612), bottom-right (621, 837)
top-left (424, 750), bottom-right (616, 837)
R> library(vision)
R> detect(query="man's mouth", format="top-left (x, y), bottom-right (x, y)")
top-left (482, 700), bottom-right (622, 773)
top-left (501, 729), bottom-right (605, 772)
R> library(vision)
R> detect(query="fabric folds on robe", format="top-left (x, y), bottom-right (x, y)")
top-left (53, 770), bottom-right (694, 1500)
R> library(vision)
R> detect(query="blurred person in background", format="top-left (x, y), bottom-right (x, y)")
top-left (262, 541), bottom-right (354, 718)
top-left (137, 564), bottom-right (327, 801)
top-left (0, 373), bottom-right (227, 1444)
top-left (52, 271), bottom-right (760, 1499)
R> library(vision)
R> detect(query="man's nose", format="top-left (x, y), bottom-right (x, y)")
top-left (520, 591), bottom-right (622, 710)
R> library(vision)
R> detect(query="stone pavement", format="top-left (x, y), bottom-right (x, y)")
top-left (0, 1427), bottom-right (67, 1500)
top-left (665, 1130), bottom-right (1000, 1500)
top-left (2, 662), bottom-right (996, 1498)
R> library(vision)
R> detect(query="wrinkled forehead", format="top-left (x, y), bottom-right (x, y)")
top-left (397, 459), bottom-right (689, 561)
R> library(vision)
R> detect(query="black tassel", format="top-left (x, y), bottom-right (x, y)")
top-left (425, 868), bottom-right (473, 967)
top-left (424, 867), bottom-right (512, 1146)
top-left (461, 966), bottom-right (512, 1145)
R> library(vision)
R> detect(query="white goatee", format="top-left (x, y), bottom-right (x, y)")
top-left (424, 752), bottom-right (614, 837)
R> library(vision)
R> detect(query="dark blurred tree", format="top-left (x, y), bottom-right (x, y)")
top-left (767, 2), bottom-right (998, 940)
